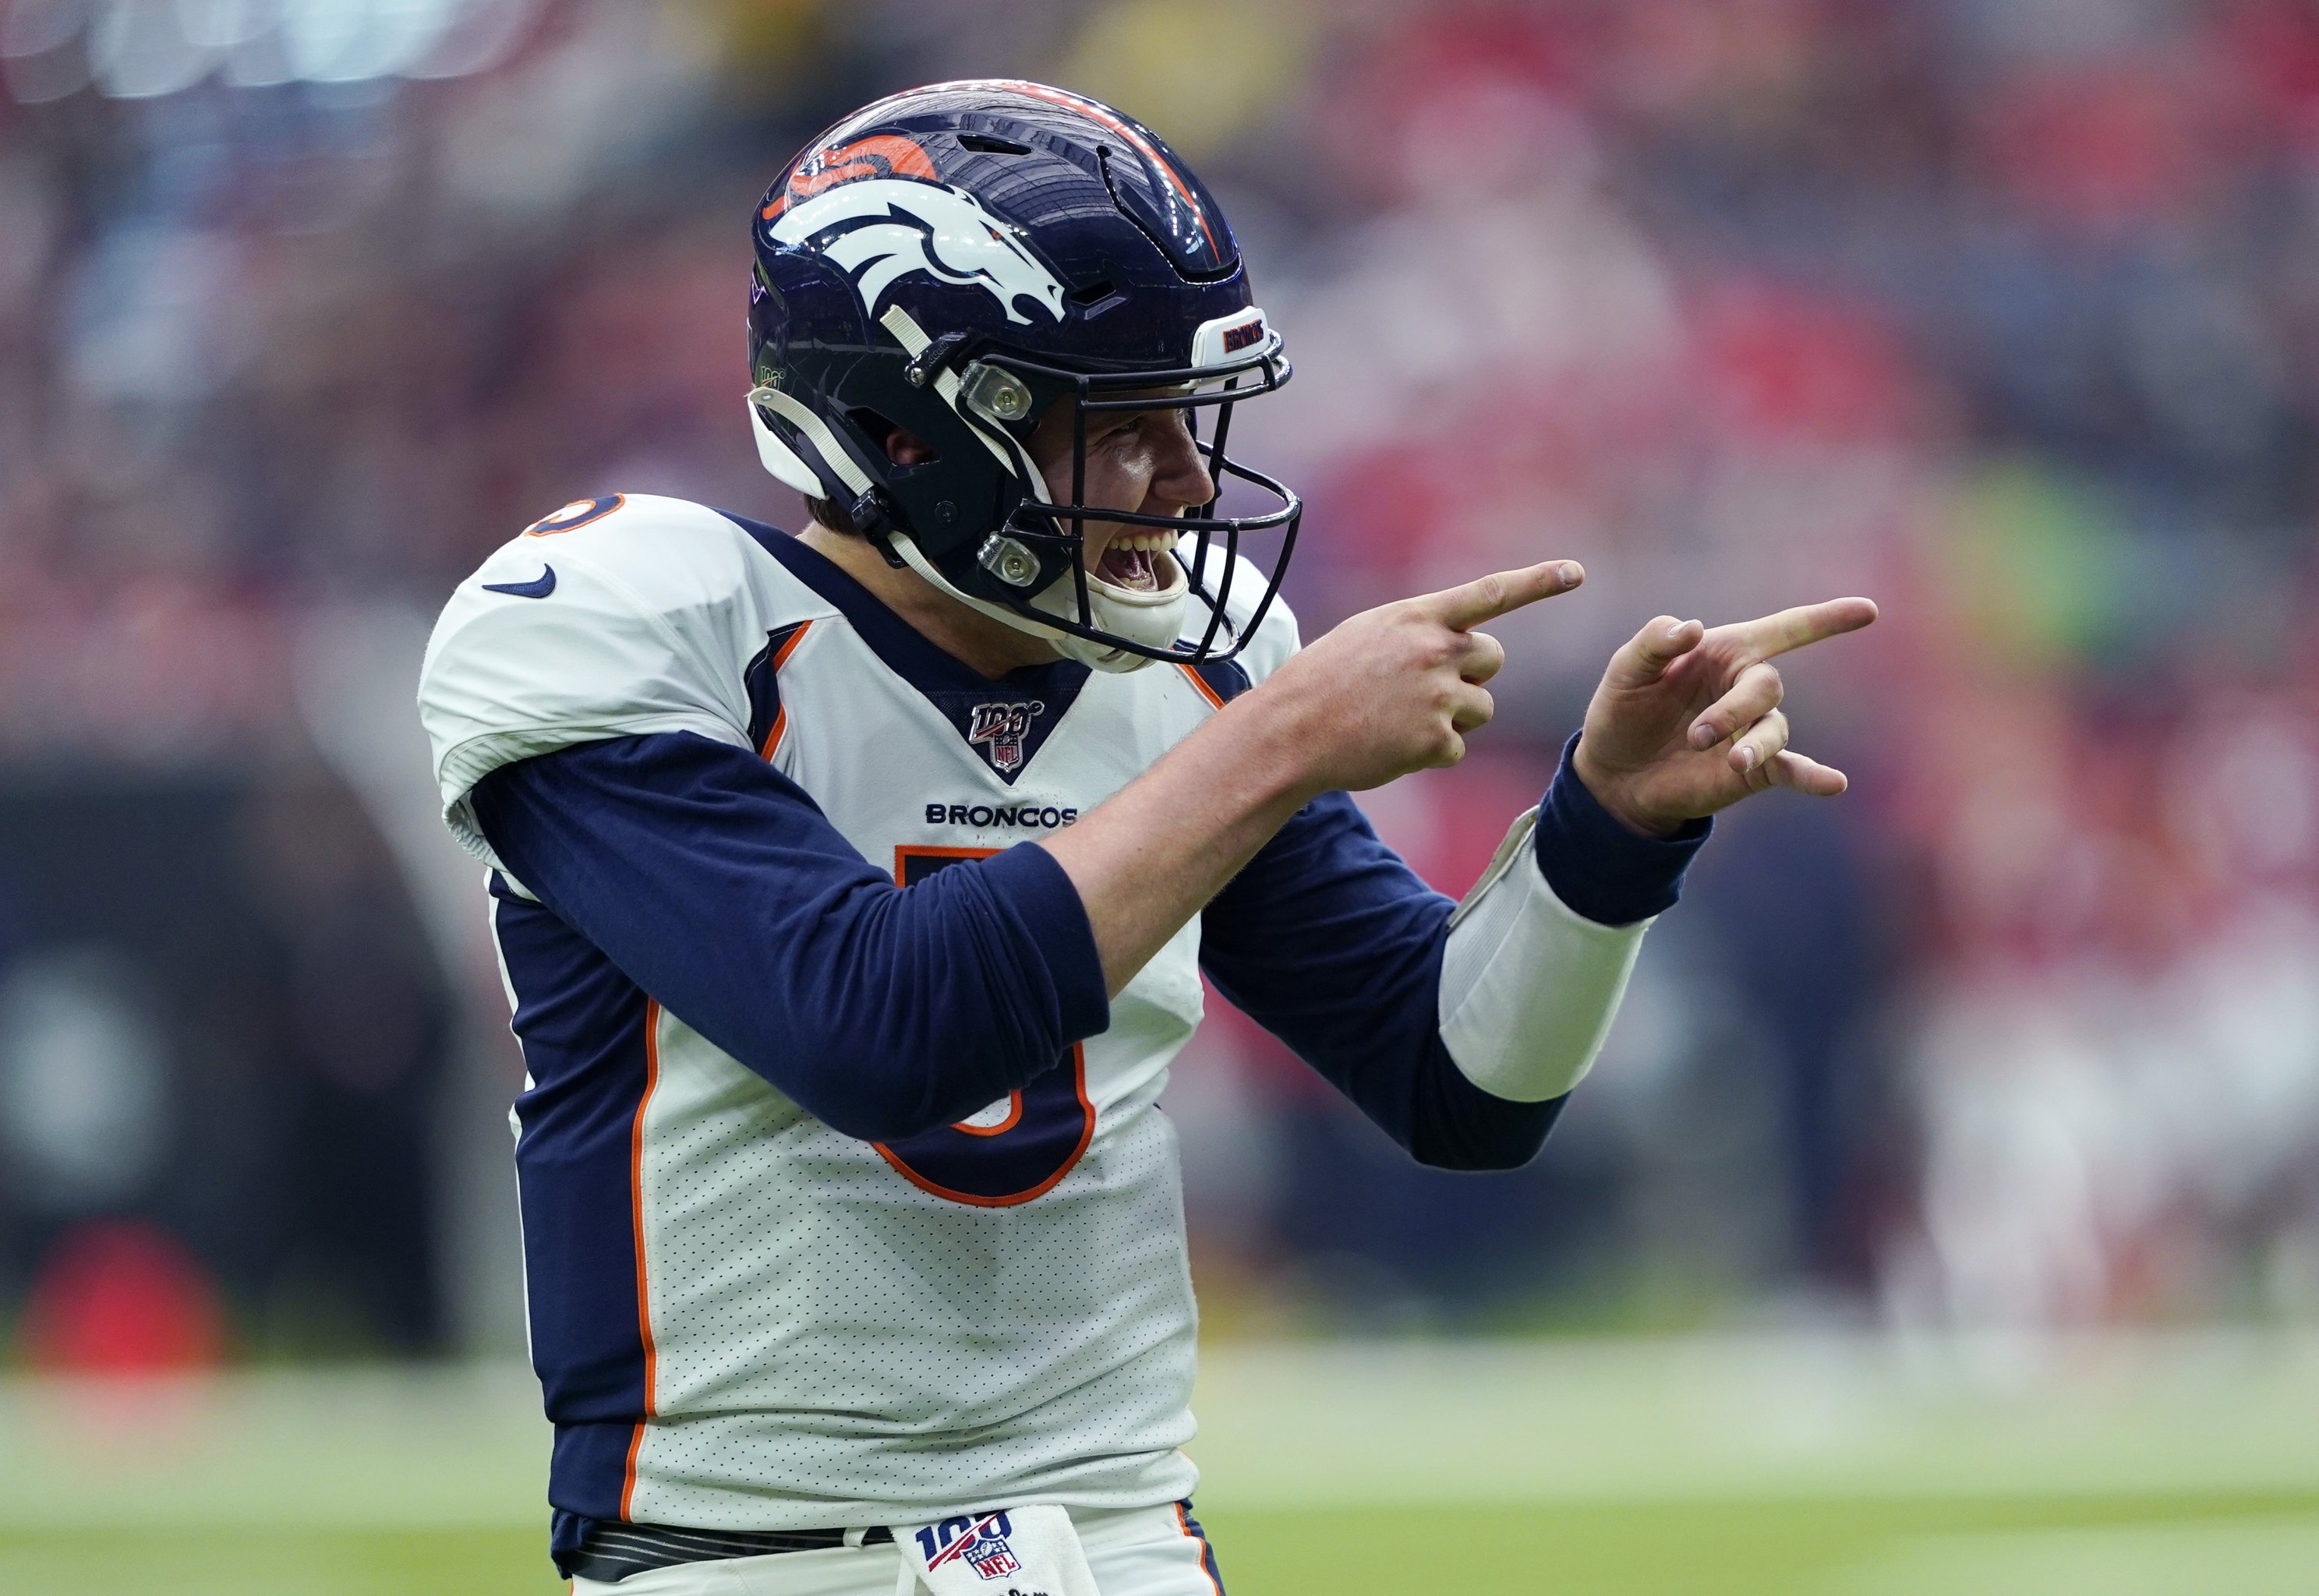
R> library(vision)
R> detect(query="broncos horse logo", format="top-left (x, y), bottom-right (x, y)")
top-left (763, 137), bottom-right (1065, 326)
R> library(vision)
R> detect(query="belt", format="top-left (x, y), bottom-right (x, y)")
top-left (570, 1522), bottom-right (895, 1584)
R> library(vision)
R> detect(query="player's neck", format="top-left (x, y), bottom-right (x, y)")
top-left (798, 522), bottom-right (1063, 680)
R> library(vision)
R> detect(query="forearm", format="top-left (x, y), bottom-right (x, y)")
top-left (1436, 817), bottom-right (1646, 1103)
top-left (1038, 687), bottom-right (1319, 995)
top-left (1438, 737), bottom-right (1709, 1100)
top-left (1191, 740), bottom-right (1709, 1169)
top-left (1187, 783), bottom-right (1563, 1171)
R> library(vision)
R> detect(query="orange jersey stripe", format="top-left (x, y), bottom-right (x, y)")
top-left (1175, 1502), bottom-right (1224, 1596)
top-left (620, 999), bottom-right (666, 1518)
top-left (1176, 662), bottom-right (1226, 710)
top-left (758, 620), bottom-right (815, 760)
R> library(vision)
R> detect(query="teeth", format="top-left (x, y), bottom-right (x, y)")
top-left (1108, 531), bottom-right (1178, 553)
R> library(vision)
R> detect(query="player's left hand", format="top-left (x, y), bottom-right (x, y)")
top-left (1572, 597), bottom-right (1879, 836)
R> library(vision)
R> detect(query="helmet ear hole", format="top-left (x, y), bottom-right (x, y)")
top-left (847, 408), bottom-right (940, 468)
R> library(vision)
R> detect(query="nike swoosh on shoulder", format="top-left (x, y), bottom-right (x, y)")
top-left (482, 566), bottom-right (557, 599)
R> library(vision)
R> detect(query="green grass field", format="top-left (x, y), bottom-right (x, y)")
top-left (4, 1336), bottom-right (2316, 1594)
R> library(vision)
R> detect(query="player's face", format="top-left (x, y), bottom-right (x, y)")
top-left (1027, 395), bottom-right (1214, 595)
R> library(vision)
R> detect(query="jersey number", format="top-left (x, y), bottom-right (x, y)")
top-left (876, 848), bottom-right (1096, 1206)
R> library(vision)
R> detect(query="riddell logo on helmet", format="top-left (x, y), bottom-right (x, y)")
top-left (1222, 317), bottom-right (1266, 352)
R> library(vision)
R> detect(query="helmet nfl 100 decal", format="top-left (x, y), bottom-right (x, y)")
top-left (745, 79), bottom-right (1300, 672)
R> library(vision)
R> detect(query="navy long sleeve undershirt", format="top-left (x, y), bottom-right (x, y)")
top-left (471, 732), bottom-right (1108, 1143)
top-left (1198, 789), bottom-right (1522, 1167)
top-left (1197, 736), bottom-right (1707, 1170)
top-left (472, 729), bottom-right (1704, 1167)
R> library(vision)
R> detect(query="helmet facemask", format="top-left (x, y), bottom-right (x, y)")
top-left (857, 308), bottom-right (1302, 673)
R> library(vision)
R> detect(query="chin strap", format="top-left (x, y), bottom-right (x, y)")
top-left (1029, 547), bottom-right (1189, 661)
top-left (886, 530), bottom-right (1137, 673)
top-left (888, 528), bottom-right (1197, 673)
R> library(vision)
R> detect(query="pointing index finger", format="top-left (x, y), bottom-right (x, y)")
top-left (1735, 596), bottom-right (1879, 659)
top-left (1422, 561), bottom-right (1585, 630)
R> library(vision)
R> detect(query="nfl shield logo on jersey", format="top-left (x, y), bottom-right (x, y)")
top-left (960, 1523), bottom-right (1020, 1580)
top-left (967, 701), bottom-right (1043, 775)
top-left (908, 1503), bottom-right (1094, 1594)
top-left (922, 1511), bottom-right (1023, 1581)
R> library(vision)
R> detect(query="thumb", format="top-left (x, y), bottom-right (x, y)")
top-left (1605, 615), bottom-right (1703, 690)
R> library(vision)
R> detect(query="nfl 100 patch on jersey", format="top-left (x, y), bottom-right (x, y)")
top-left (904, 1506), bottom-right (1098, 1596)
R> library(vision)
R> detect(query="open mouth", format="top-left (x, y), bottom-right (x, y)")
top-left (1094, 530), bottom-right (1175, 592)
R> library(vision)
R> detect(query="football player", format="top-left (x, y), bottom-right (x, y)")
top-left (418, 81), bottom-right (1873, 1595)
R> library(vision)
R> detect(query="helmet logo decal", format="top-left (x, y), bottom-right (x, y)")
top-left (767, 177), bottom-right (1066, 327)
top-left (759, 135), bottom-right (938, 221)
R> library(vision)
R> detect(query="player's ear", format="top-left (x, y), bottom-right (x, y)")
top-left (886, 429), bottom-right (938, 468)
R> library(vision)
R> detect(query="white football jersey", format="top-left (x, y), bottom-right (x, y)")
top-left (419, 492), bottom-right (1298, 1533)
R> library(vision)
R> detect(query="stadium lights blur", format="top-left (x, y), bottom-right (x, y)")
top-left (1, 0), bottom-right (540, 103)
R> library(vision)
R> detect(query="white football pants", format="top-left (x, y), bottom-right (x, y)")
top-left (571, 1502), bottom-right (1225, 1596)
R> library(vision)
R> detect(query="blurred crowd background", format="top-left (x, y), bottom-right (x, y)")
top-left (3, 0), bottom-right (2319, 1370)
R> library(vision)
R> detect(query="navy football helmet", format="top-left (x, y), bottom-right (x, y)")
top-left (746, 80), bottom-right (1300, 670)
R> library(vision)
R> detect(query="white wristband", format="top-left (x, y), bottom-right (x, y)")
top-left (1437, 807), bottom-right (1651, 1102)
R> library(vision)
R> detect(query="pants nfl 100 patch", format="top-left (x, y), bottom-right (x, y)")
top-left (571, 1502), bottom-right (1225, 1596)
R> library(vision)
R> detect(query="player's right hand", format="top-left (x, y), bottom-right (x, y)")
top-left (1254, 560), bottom-right (1585, 795)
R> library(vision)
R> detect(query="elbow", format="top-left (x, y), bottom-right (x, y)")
top-left (772, 1056), bottom-right (953, 1143)
top-left (778, 1077), bottom-right (954, 1145)
top-left (811, 1097), bottom-right (928, 1145)
top-left (734, 1025), bottom-right (1060, 1146)
top-left (1405, 1089), bottom-right (1568, 1172)
top-left (1409, 1133), bottom-right (1550, 1174)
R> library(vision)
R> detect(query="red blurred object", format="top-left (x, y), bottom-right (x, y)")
top-left (1691, 281), bottom-right (1915, 444)
top-left (18, 1221), bottom-right (228, 1375)
top-left (2224, 0), bottom-right (2319, 142)
top-left (1975, 59), bottom-right (2247, 232)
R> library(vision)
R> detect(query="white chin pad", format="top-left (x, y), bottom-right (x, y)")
top-left (1035, 545), bottom-right (1189, 671)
